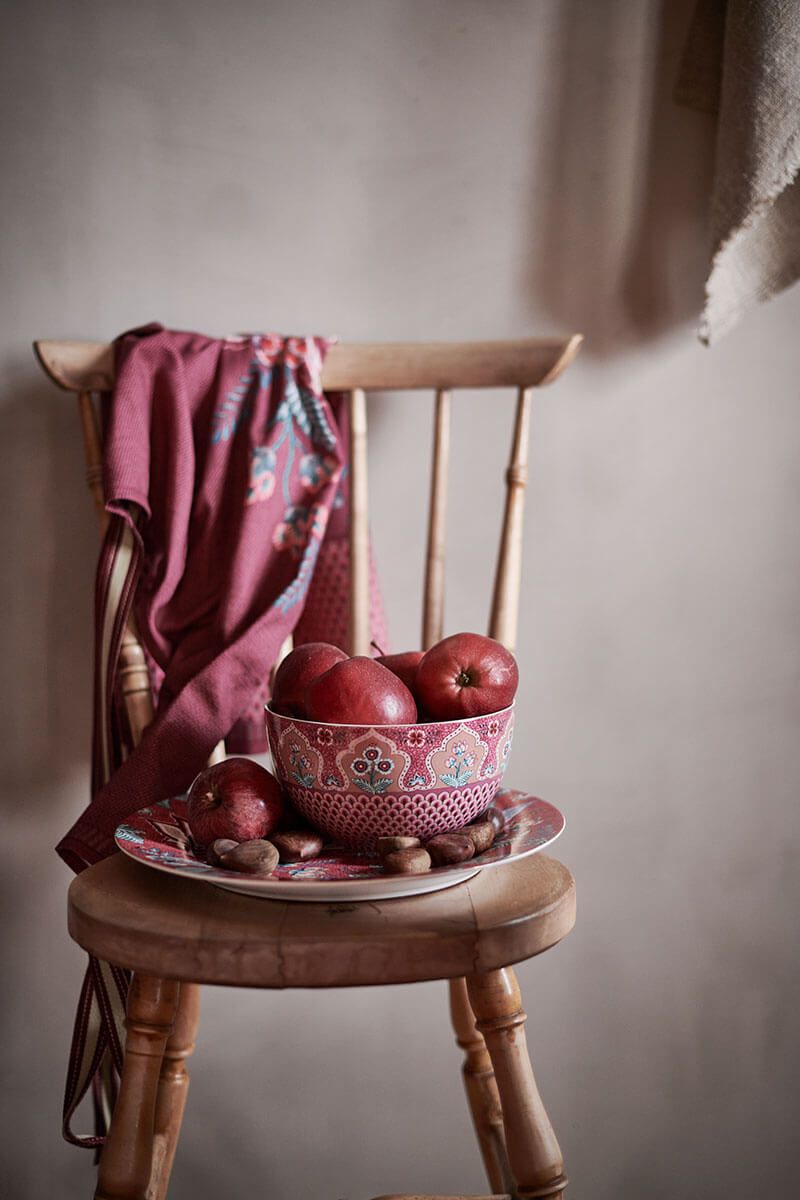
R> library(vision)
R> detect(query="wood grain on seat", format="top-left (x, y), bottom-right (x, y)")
top-left (68, 853), bottom-right (575, 989)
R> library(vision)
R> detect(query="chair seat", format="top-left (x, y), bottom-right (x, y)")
top-left (68, 853), bottom-right (575, 988)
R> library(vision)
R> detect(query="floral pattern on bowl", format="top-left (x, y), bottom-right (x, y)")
top-left (336, 732), bottom-right (412, 795)
top-left (266, 703), bottom-right (514, 849)
top-left (426, 726), bottom-right (489, 787)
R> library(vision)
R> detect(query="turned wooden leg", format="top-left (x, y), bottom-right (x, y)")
top-left (467, 967), bottom-right (566, 1200)
top-left (95, 973), bottom-right (180, 1200)
top-left (448, 977), bottom-right (514, 1195)
top-left (148, 982), bottom-right (201, 1200)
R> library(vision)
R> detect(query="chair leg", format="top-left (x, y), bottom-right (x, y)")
top-left (467, 967), bottom-right (566, 1200)
top-left (148, 982), bottom-right (201, 1200)
top-left (448, 977), bottom-right (514, 1195)
top-left (95, 973), bottom-right (180, 1200)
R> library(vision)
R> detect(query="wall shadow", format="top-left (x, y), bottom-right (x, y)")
top-left (523, 0), bottom-right (717, 355)
top-left (0, 359), bottom-right (96, 802)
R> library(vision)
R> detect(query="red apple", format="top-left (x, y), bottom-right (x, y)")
top-left (415, 632), bottom-right (518, 719)
top-left (186, 757), bottom-right (285, 846)
top-left (375, 650), bottom-right (424, 694)
top-left (271, 641), bottom-right (348, 717)
top-left (305, 657), bottom-right (418, 724)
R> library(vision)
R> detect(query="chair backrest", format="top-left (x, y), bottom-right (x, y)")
top-left (34, 334), bottom-right (582, 747)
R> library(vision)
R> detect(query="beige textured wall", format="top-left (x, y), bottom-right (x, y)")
top-left (2, 1), bottom-right (799, 1197)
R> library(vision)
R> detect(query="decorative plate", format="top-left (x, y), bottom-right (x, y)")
top-left (114, 789), bottom-right (565, 902)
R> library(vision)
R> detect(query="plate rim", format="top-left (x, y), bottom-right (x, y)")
top-left (114, 793), bottom-right (565, 901)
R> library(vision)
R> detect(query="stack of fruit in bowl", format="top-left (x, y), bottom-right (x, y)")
top-left (185, 632), bottom-right (519, 879)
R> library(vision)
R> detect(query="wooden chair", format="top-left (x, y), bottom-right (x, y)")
top-left (35, 333), bottom-right (582, 1200)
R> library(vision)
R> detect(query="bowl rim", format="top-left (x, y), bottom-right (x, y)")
top-left (263, 699), bottom-right (514, 730)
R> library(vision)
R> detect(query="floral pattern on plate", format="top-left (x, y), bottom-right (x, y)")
top-left (114, 789), bottom-right (565, 902)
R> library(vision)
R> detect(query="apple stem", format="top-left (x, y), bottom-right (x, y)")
top-left (195, 790), bottom-right (220, 812)
top-left (370, 639), bottom-right (386, 658)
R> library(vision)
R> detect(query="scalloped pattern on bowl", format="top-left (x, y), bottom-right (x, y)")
top-left (265, 704), bottom-right (514, 849)
top-left (283, 781), bottom-right (499, 848)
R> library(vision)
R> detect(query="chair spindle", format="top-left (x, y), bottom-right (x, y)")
top-left (488, 387), bottom-right (533, 654)
top-left (77, 390), bottom-right (157, 743)
top-left (117, 631), bottom-right (156, 750)
top-left (348, 387), bottom-right (370, 656)
top-left (422, 389), bottom-right (451, 650)
top-left (450, 387), bottom-right (536, 1194)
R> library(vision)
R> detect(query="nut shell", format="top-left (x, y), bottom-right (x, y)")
top-left (425, 833), bottom-right (476, 867)
top-left (272, 830), bottom-right (324, 862)
top-left (220, 839), bottom-right (279, 876)
top-left (458, 820), bottom-right (495, 855)
top-left (383, 847), bottom-right (432, 875)
top-left (207, 838), bottom-right (239, 866)
top-left (376, 835), bottom-right (421, 856)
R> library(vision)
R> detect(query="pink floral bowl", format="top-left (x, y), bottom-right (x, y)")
top-left (265, 704), bottom-right (515, 850)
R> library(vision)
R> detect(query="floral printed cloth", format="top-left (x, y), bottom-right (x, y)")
top-left (57, 323), bottom-right (389, 1151)
top-left (57, 323), bottom-right (385, 870)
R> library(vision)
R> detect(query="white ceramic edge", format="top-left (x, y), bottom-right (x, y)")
top-left (477, 804), bottom-right (565, 873)
top-left (213, 864), bottom-right (481, 901)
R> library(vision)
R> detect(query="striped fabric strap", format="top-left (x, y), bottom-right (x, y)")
top-left (63, 959), bottom-right (129, 1148)
top-left (64, 510), bottom-right (141, 1149)
top-left (92, 511), bottom-right (142, 795)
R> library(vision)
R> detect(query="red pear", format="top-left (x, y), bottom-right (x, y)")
top-left (305, 657), bottom-right (418, 725)
top-left (271, 641), bottom-right (348, 717)
top-left (376, 650), bottom-right (424, 694)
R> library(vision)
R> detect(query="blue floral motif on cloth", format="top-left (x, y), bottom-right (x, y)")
top-left (227, 337), bottom-right (342, 510)
top-left (246, 445), bottom-right (277, 504)
top-left (210, 367), bottom-right (256, 443)
top-left (274, 534), bottom-right (323, 616)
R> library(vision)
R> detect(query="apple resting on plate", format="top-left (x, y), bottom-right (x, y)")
top-left (186, 757), bottom-right (285, 846)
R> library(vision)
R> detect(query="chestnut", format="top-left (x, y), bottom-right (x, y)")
top-left (383, 847), bottom-right (432, 875)
top-left (220, 839), bottom-right (279, 876)
top-left (425, 833), bottom-right (475, 867)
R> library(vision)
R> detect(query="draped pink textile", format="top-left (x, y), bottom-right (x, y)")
top-left (59, 323), bottom-right (388, 1149)
top-left (57, 323), bottom-right (386, 870)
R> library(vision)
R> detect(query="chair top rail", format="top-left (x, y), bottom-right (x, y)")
top-left (33, 335), bottom-right (582, 394)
